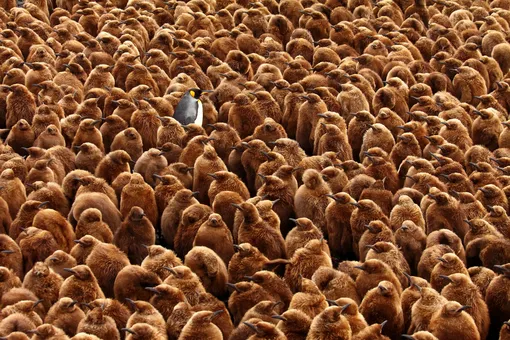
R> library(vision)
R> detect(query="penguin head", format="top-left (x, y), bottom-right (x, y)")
top-left (188, 88), bottom-right (212, 99)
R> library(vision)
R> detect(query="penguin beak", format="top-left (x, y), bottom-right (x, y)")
top-left (271, 315), bottom-right (287, 321)
top-left (209, 310), bottom-right (224, 320)
top-left (145, 287), bottom-right (160, 295)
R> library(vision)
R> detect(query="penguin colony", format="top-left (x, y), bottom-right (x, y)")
top-left (1, 0), bottom-right (510, 339)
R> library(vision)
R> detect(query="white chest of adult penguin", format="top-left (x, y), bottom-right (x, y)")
top-left (173, 88), bottom-right (212, 126)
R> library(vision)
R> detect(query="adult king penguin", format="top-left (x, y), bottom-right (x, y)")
top-left (173, 88), bottom-right (212, 126)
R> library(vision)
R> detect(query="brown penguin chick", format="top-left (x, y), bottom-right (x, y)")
top-left (45, 250), bottom-right (77, 279)
top-left (475, 184), bottom-right (508, 212)
top-left (5, 85), bottom-right (36, 129)
top-left (358, 179), bottom-right (393, 217)
top-left (114, 207), bottom-right (155, 265)
top-left (347, 111), bottom-right (374, 162)
top-left (32, 208), bottom-right (75, 253)
top-left (99, 115), bottom-right (128, 154)
top-left (426, 191), bottom-right (468, 239)
top-left (76, 307), bottom-right (119, 340)
top-left (146, 284), bottom-right (186, 321)
top-left (208, 171), bottom-right (250, 204)
top-left (5, 119), bottom-right (35, 156)
top-left (350, 320), bottom-right (390, 340)
top-left (294, 169), bottom-right (332, 235)
top-left (307, 305), bottom-right (353, 340)
top-left (272, 309), bottom-right (312, 340)
top-left (110, 128), bottom-right (143, 162)
top-left (59, 264), bottom-right (104, 304)
top-left (112, 265), bottom-right (161, 303)
top-left (32, 124), bottom-right (66, 149)
top-left (471, 109), bottom-right (502, 151)
top-left (316, 123), bottom-right (353, 160)
top-left (358, 221), bottom-right (396, 262)
top-left (18, 227), bottom-right (59, 274)
top-left (354, 259), bottom-right (403, 298)
top-left (130, 100), bottom-right (161, 151)
top-left (74, 143), bottom-right (103, 175)
top-left (241, 139), bottom-right (271, 195)
top-left (234, 201), bottom-right (286, 260)
top-left (452, 66), bottom-right (487, 106)
top-left (69, 235), bottom-right (99, 266)
top-left (438, 118), bottom-right (473, 153)
top-left (311, 267), bottom-right (360, 304)
top-left (359, 280), bottom-right (404, 340)
top-left (429, 301), bottom-right (480, 340)
top-left (163, 265), bottom-right (207, 306)
top-left (155, 116), bottom-right (185, 148)
top-left (226, 281), bottom-right (275, 326)
top-left (228, 243), bottom-right (270, 283)
top-left (256, 174), bottom-right (296, 235)
top-left (94, 150), bottom-right (132, 184)
top-left (133, 148), bottom-right (168, 186)
top-left (430, 253), bottom-right (469, 293)
top-left (23, 324), bottom-right (70, 340)
top-left (208, 123), bottom-right (241, 163)
top-left (0, 235), bottom-right (22, 279)
top-left (390, 132), bottom-right (421, 169)
top-left (0, 169), bottom-right (27, 224)
top-left (174, 204), bottom-right (213, 259)
top-left (451, 191), bottom-right (486, 222)
top-left (193, 213), bottom-right (234, 265)
top-left (192, 145), bottom-right (227, 205)
top-left (280, 239), bottom-right (332, 293)
top-left (153, 174), bottom-right (184, 217)
top-left (295, 93), bottom-right (327, 154)
top-left (70, 189), bottom-right (122, 232)
top-left (329, 299), bottom-right (367, 336)
top-left (122, 322), bottom-right (166, 340)
top-left (407, 285), bottom-right (448, 334)
top-left (349, 199), bottom-right (390, 258)
top-left (124, 299), bottom-right (166, 336)
top-left (464, 218), bottom-right (502, 246)
top-left (365, 241), bottom-right (411, 289)
top-left (119, 172), bottom-right (158, 226)
top-left (486, 264), bottom-right (510, 333)
top-left (184, 246), bottom-right (228, 298)
top-left (440, 273), bottom-right (489, 340)
top-left (285, 218), bottom-right (323, 258)
top-left (74, 208), bottom-right (113, 243)
top-left (178, 136), bottom-right (211, 169)
top-left (324, 192), bottom-right (356, 259)
top-left (140, 245), bottom-right (182, 281)
top-left (395, 222), bottom-right (427, 274)
top-left (165, 301), bottom-right (194, 340)
top-left (239, 302), bottom-right (280, 326)
top-left (0, 266), bottom-right (21, 299)
top-left (44, 297), bottom-right (85, 337)
top-left (466, 266), bottom-right (492, 300)
top-left (228, 93), bottom-right (265, 139)
top-left (244, 271), bottom-right (293, 310)
top-left (252, 119), bottom-right (288, 149)
top-left (176, 310), bottom-right (223, 340)
top-left (85, 240), bottom-right (130, 298)
top-left (359, 123), bottom-right (395, 163)
top-left (25, 159), bottom-right (56, 188)
top-left (287, 277), bottom-right (328, 320)
top-left (72, 119), bottom-right (104, 153)
top-left (160, 188), bottom-right (199, 248)
top-left (417, 243), bottom-right (456, 282)
top-left (484, 205), bottom-right (510, 238)
top-left (255, 152), bottom-right (288, 191)
top-left (390, 195), bottom-right (425, 231)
